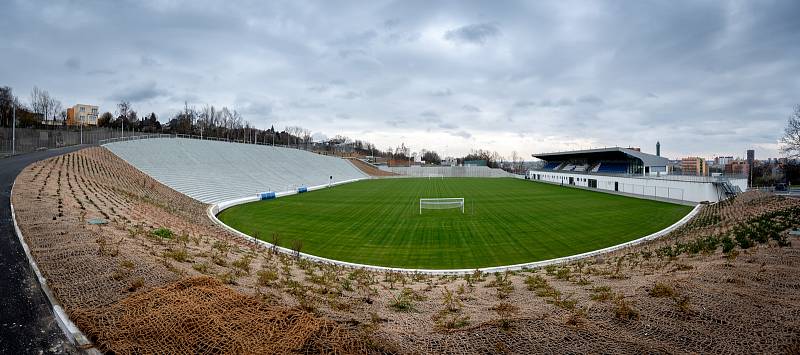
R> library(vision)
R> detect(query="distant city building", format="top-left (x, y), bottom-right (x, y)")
top-left (724, 160), bottom-right (749, 176)
top-left (67, 104), bottom-right (99, 126)
top-left (714, 156), bottom-right (733, 166)
top-left (681, 157), bottom-right (708, 176)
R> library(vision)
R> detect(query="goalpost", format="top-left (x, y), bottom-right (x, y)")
top-left (419, 198), bottom-right (464, 214)
top-left (427, 173), bottom-right (444, 180)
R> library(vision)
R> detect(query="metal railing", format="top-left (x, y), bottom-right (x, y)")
top-left (98, 133), bottom-right (298, 148)
top-left (528, 168), bottom-right (746, 183)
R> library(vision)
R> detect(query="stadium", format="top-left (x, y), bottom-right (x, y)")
top-left (3, 2), bottom-right (799, 353)
top-left (6, 136), bottom-right (800, 353)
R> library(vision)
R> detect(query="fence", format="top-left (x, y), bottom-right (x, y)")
top-left (0, 126), bottom-right (122, 157)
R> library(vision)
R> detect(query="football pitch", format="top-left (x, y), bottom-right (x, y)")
top-left (217, 178), bottom-right (693, 269)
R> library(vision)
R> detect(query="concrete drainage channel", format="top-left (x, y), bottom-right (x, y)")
top-left (10, 181), bottom-right (101, 354)
top-left (209, 180), bottom-right (703, 276)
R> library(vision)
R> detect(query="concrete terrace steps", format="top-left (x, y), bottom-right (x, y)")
top-left (103, 138), bottom-right (368, 204)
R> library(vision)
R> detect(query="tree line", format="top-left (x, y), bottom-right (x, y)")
top-left (1, 83), bottom-right (530, 171)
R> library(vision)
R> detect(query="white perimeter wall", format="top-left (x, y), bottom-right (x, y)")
top-left (528, 171), bottom-right (741, 203)
top-left (389, 165), bottom-right (512, 177)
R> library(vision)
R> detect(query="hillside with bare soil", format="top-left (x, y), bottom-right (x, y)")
top-left (346, 157), bottom-right (398, 176)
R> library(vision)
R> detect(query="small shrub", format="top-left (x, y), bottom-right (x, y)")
top-left (613, 296), bottom-right (639, 321)
top-left (734, 231), bottom-right (754, 249)
top-left (151, 227), bottom-right (174, 239)
top-left (721, 236), bottom-right (735, 253)
top-left (218, 271), bottom-right (237, 285)
top-left (163, 248), bottom-right (189, 262)
top-left (128, 277), bottom-right (144, 292)
top-left (548, 293), bottom-right (577, 310)
top-left (590, 286), bottom-right (613, 302)
top-left (555, 267), bottom-right (571, 281)
top-left (212, 240), bottom-right (231, 255)
top-left (490, 302), bottom-right (519, 331)
top-left (389, 288), bottom-right (425, 312)
top-left (524, 275), bottom-right (548, 291)
top-left (649, 282), bottom-right (675, 298)
top-left (232, 255), bottom-right (252, 275)
top-left (120, 259), bottom-right (135, 269)
top-left (110, 268), bottom-right (127, 281)
top-left (675, 295), bottom-right (693, 315)
top-left (257, 269), bottom-right (279, 287)
top-left (192, 262), bottom-right (209, 273)
top-left (433, 288), bottom-right (470, 331)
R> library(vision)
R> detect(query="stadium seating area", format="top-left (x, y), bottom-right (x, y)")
top-left (572, 164), bottom-right (589, 172)
top-left (542, 162), bottom-right (561, 170)
top-left (104, 138), bottom-right (367, 203)
top-left (596, 162), bottom-right (628, 174)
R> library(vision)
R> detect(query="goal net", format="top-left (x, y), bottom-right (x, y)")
top-left (419, 198), bottom-right (464, 214)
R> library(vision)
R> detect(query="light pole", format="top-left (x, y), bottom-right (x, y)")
top-left (12, 103), bottom-right (16, 156)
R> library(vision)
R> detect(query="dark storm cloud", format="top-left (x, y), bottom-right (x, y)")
top-left (1, 0), bottom-right (797, 158)
top-left (108, 81), bottom-right (166, 103)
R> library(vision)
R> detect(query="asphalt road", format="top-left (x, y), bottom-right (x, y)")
top-left (0, 146), bottom-right (86, 354)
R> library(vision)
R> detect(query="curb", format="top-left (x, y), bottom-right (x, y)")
top-left (10, 180), bottom-right (101, 354)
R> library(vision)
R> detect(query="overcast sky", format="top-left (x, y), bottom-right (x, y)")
top-left (2, 0), bottom-right (798, 160)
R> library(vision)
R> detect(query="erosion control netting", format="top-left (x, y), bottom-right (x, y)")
top-left (72, 277), bottom-right (384, 354)
top-left (11, 147), bottom-right (800, 354)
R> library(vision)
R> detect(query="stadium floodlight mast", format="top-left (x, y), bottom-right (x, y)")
top-left (419, 198), bottom-right (464, 214)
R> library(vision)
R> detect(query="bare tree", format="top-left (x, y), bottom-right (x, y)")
top-left (780, 105), bottom-right (800, 158)
top-left (301, 128), bottom-right (312, 150)
top-left (0, 87), bottom-right (15, 127)
top-left (30, 86), bottom-right (57, 123)
top-left (50, 98), bottom-right (63, 123)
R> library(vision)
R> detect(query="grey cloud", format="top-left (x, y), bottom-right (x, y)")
top-left (386, 119), bottom-right (407, 128)
top-left (451, 130), bottom-right (472, 139)
top-left (140, 55), bottom-right (159, 67)
top-left (420, 110), bottom-right (439, 119)
top-left (462, 104), bottom-right (481, 112)
top-left (64, 57), bottom-right (80, 70)
top-left (444, 23), bottom-right (500, 45)
top-left (86, 69), bottom-right (115, 76)
top-left (577, 95), bottom-right (603, 105)
top-left (514, 100), bottom-right (536, 108)
top-left (556, 98), bottom-right (573, 106)
top-left (307, 85), bottom-right (329, 93)
top-left (290, 100), bottom-right (325, 109)
top-left (430, 88), bottom-right (452, 97)
top-left (339, 91), bottom-right (362, 100)
top-left (439, 122), bottom-right (457, 129)
top-left (108, 81), bottom-right (165, 102)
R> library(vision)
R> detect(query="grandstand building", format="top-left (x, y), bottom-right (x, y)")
top-left (528, 147), bottom-right (746, 203)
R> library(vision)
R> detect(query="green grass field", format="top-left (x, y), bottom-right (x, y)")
top-left (217, 178), bottom-right (692, 269)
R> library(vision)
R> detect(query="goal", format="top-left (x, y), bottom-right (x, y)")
top-left (419, 198), bottom-right (464, 214)
top-left (427, 174), bottom-right (444, 180)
